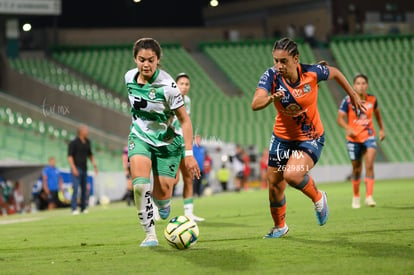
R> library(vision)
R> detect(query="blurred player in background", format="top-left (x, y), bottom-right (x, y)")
top-left (232, 144), bottom-right (245, 192)
top-left (192, 134), bottom-right (206, 196)
top-left (125, 38), bottom-right (200, 247)
top-left (173, 72), bottom-right (205, 222)
top-left (337, 73), bottom-right (385, 208)
top-left (259, 148), bottom-right (269, 189)
top-left (122, 145), bottom-right (134, 206)
top-left (251, 37), bottom-right (365, 238)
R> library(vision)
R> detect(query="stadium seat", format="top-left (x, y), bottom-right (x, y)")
top-left (8, 57), bottom-right (128, 114)
top-left (0, 103), bottom-right (123, 171)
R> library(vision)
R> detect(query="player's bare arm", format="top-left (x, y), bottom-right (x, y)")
top-left (251, 88), bottom-right (284, 111)
top-left (337, 110), bottom-right (355, 137)
top-left (67, 156), bottom-right (79, 176)
top-left (328, 66), bottom-right (366, 114)
top-left (374, 107), bottom-right (386, 141)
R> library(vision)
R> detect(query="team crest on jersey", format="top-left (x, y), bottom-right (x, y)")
top-left (148, 89), bottom-right (156, 100)
top-left (281, 103), bottom-right (307, 117)
top-left (128, 141), bottom-right (135, 150)
top-left (304, 84), bottom-right (311, 93)
top-left (286, 103), bottom-right (301, 112)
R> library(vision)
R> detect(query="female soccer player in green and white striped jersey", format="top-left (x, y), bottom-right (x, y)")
top-left (125, 38), bottom-right (200, 247)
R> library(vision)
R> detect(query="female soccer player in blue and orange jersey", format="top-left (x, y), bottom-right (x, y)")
top-left (337, 74), bottom-right (385, 209)
top-left (251, 37), bottom-right (365, 238)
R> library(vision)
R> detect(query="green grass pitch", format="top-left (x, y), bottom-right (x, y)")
top-left (1, 178), bottom-right (413, 274)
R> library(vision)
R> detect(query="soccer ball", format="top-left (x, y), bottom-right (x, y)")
top-left (164, 215), bottom-right (199, 249)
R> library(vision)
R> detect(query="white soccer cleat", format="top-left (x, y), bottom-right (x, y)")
top-left (186, 213), bottom-right (205, 222)
top-left (314, 191), bottom-right (329, 226)
top-left (140, 234), bottom-right (158, 247)
top-left (365, 196), bottom-right (376, 207)
top-left (263, 225), bottom-right (289, 238)
top-left (352, 197), bottom-right (361, 209)
top-left (72, 210), bottom-right (80, 215)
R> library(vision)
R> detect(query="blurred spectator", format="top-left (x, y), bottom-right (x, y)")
top-left (13, 181), bottom-right (25, 213)
top-left (32, 177), bottom-right (48, 211)
top-left (217, 164), bottom-right (231, 191)
top-left (242, 150), bottom-right (251, 191)
top-left (304, 22), bottom-right (316, 47)
top-left (203, 152), bottom-right (213, 188)
top-left (287, 24), bottom-right (296, 39)
top-left (68, 124), bottom-right (98, 215)
top-left (122, 145), bottom-right (133, 206)
top-left (42, 156), bottom-right (64, 210)
top-left (193, 134), bottom-right (206, 197)
top-left (232, 144), bottom-right (245, 192)
top-left (0, 181), bottom-right (16, 215)
top-left (260, 148), bottom-right (269, 189)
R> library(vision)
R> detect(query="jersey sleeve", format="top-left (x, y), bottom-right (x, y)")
top-left (165, 84), bottom-right (184, 110)
top-left (339, 97), bottom-right (349, 113)
top-left (87, 140), bottom-right (93, 157)
top-left (68, 141), bottom-right (74, 157)
top-left (257, 67), bottom-right (276, 95)
top-left (313, 64), bottom-right (330, 82)
top-left (125, 68), bottom-right (138, 85)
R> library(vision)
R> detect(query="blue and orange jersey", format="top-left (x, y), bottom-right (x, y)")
top-left (257, 63), bottom-right (330, 141)
top-left (339, 94), bottom-right (378, 143)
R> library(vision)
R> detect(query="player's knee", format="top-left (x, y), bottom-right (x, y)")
top-left (283, 170), bottom-right (301, 186)
top-left (365, 166), bottom-right (374, 175)
top-left (132, 177), bottom-right (151, 195)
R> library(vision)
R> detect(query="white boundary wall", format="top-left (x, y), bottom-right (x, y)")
top-left (310, 162), bottom-right (414, 183)
top-left (94, 162), bottom-right (414, 201)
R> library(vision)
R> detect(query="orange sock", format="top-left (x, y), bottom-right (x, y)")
top-left (365, 177), bottom-right (374, 197)
top-left (270, 204), bottom-right (286, 228)
top-left (270, 197), bottom-right (286, 228)
top-left (351, 178), bottom-right (361, 197)
top-left (300, 175), bottom-right (322, 203)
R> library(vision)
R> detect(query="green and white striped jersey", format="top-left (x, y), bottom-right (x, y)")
top-left (172, 94), bottom-right (191, 136)
top-left (125, 68), bottom-right (184, 147)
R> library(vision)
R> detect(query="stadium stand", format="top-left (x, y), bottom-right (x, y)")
top-left (330, 35), bottom-right (414, 162)
top-left (8, 57), bottom-right (129, 114)
top-left (0, 101), bottom-right (123, 171)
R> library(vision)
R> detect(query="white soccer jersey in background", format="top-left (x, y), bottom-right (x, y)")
top-left (172, 94), bottom-right (191, 136)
